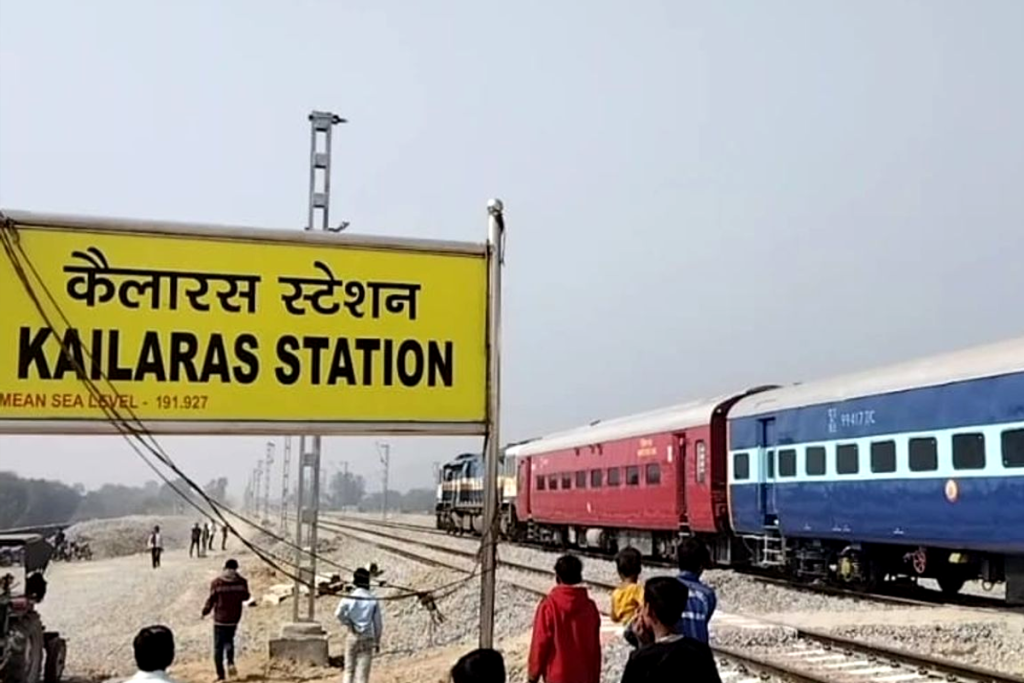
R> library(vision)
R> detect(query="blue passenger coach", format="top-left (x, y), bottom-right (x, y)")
top-left (727, 337), bottom-right (1024, 599)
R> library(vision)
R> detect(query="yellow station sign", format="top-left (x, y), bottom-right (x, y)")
top-left (0, 213), bottom-right (488, 434)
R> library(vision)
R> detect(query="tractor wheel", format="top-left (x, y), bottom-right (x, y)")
top-left (43, 634), bottom-right (66, 683)
top-left (3, 612), bottom-right (45, 683)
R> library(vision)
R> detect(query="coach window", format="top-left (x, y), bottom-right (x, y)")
top-left (733, 452), bottom-right (750, 481)
top-left (836, 444), bottom-right (859, 475)
top-left (1002, 429), bottom-right (1024, 468)
top-left (696, 440), bottom-right (708, 484)
top-left (870, 441), bottom-right (896, 474)
top-left (590, 469), bottom-right (603, 487)
top-left (626, 466), bottom-right (641, 486)
top-left (953, 433), bottom-right (986, 470)
top-left (536, 476), bottom-right (545, 491)
top-left (765, 450), bottom-right (775, 478)
top-left (576, 471), bottom-right (588, 489)
top-left (778, 449), bottom-right (797, 478)
top-left (805, 446), bottom-right (826, 476)
top-left (607, 467), bottom-right (621, 487)
top-left (645, 463), bottom-right (661, 485)
top-left (561, 472), bottom-right (573, 490)
top-left (548, 475), bottom-right (558, 491)
top-left (909, 437), bottom-right (938, 472)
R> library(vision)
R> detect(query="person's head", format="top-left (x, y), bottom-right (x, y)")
top-left (640, 577), bottom-right (689, 634)
top-left (353, 567), bottom-right (371, 589)
top-left (224, 559), bottom-right (238, 571)
top-left (554, 555), bottom-right (583, 585)
top-left (676, 537), bottom-right (711, 576)
top-left (615, 547), bottom-right (642, 582)
top-left (133, 625), bottom-right (175, 672)
top-left (451, 648), bottom-right (506, 683)
top-left (153, 526), bottom-right (160, 533)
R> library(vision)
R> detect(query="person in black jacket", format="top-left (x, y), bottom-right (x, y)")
top-left (620, 577), bottom-right (721, 683)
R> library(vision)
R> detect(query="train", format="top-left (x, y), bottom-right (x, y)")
top-left (434, 337), bottom-right (1024, 604)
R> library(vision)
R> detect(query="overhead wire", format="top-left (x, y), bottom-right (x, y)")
top-left (0, 215), bottom-right (482, 604)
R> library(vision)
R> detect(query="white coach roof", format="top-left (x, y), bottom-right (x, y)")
top-left (731, 336), bottom-right (1024, 418)
top-left (507, 395), bottom-right (734, 457)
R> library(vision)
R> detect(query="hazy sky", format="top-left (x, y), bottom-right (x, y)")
top-left (1, 1), bottom-right (1022, 496)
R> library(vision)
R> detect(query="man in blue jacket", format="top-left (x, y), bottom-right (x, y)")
top-left (674, 538), bottom-right (716, 643)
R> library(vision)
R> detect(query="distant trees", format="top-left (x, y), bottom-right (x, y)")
top-left (358, 488), bottom-right (435, 514)
top-left (325, 471), bottom-right (366, 509)
top-left (0, 471), bottom-right (232, 528)
top-left (0, 471), bottom-right (80, 528)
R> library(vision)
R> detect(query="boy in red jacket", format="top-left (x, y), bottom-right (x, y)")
top-left (528, 555), bottom-right (601, 683)
top-left (201, 559), bottom-right (250, 681)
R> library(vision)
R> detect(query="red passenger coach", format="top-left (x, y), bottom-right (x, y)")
top-left (507, 392), bottom-right (762, 559)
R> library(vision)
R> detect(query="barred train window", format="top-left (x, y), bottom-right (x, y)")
top-left (645, 463), bottom-right (661, 485)
top-left (696, 440), bottom-right (707, 483)
top-left (733, 452), bottom-right (750, 481)
top-left (778, 449), bottom-right (797, 477)
top-left (805, 446), bottom-right (826, 476)
top-left (626, 466), bottom-right (641, 486)
top-left (953, 433), bottom-right (985, 470)
top-left (536, 476), bottom-right (545, 491)
top-left (561, 473), bottom-right (572, 490)
top-left (548, 475), bottom-right (558, 491)
top-left (1003, 429), bottom-right (1024, 468)
top-left (836, 444), bottom-right (859, 475)
top-left (909, 437), bottom-right (937, 472)
top-left (590, 469), bottom-right (603, 487)
top-left (607, 467), bottom-right (621, 487)
top-left (870, 441), bottom-right (896, 474)
top-left (575, 471), bottom-right (588, 489)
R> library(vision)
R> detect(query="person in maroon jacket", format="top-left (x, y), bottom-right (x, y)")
top-left (528, 555), bottom-right (601, 683)
top-left (201, 559), bottom-right (251, 681)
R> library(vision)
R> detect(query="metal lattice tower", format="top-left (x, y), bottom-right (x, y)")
top-left (263, 441), bottom-right (275, 523)
top-left (280, 436), bottom-right (292, 533)
top-left (292, 110), bottom-right (346, 623)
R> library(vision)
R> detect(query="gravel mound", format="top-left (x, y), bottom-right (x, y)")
top-left (828, 622), bottom-right (1024, 674)
top-left (66, 516), bottom-right (193, 559)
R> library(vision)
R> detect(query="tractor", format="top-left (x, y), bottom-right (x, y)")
top-left (0, 534), bottom-right (66, 683)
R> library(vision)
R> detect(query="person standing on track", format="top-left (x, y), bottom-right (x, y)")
top-left (527, 555), bottom-right (601, 683)
top-left (201, 523), bottom-right (211, 557)
top-left (674, 538), bottom-right (717, 644)
top-left (221, 523), bottom-right (229, 551)
top-left (201, 558), bottom-right (251, 681)
top-left (147, 526), bottom-right (163, 569)
top-left (334, 567), bottom-right (383, 683)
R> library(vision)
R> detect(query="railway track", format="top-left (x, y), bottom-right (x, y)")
top-left (332, 514), bottom-right (1014, 613)
top-left (319, 516), bottom-right (1024, 683)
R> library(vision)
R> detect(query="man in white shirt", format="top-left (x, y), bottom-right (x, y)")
top-left (334, 568), bottom-right (383, 683)
top-left (124, 625), bottom-right (182, 683)
top-left (147, 526), bottom-right (163, 569)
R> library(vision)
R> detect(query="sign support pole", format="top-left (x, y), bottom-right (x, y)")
top-left (292, 109), bottom-right (346, 622)
top-left (479, 198), bottom-right (505, 649)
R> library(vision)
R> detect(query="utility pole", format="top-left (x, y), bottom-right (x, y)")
top-left (280, 436), bottom-right (292, 533)
top-left (376, 442), bottom-right (390, 519)
top-left (292, 109), bottom-right (346, 624)
top-left (263, 441), bottom-right (275, 523)
top-left (478, 198), bottom-right (506, 649)
top-left (337, 460), bottom-right (349, 509)
top-left (254, 462), bottom-right (263, 518)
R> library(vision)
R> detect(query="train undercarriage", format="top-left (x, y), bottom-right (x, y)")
top-left (435, 503), bottom-right (1024, 604)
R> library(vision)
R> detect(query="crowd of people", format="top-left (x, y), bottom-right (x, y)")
top-left (126, 535), bottom-right (720, 683)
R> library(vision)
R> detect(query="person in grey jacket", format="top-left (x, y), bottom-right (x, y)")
top-left (334, 568), bottom-right (382, 683)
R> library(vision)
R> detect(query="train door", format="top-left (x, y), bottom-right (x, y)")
top-left (517, 456), bottom-right (532, 519)
top-left (675, 433), bottom-right (688, 524)
top-left (757, 418), bottom-right (778, 526)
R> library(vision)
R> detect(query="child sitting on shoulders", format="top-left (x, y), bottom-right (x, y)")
top-left (611, 547), bottom-right (644, 647)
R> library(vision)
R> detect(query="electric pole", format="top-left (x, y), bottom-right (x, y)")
top-left (292, 109), bottom-right (346, 624)
top-left (280, 436), bottom-right (292, 533)
top-left (377, 442), bottom-right (390, 519)
top-left (263, 441), bottom-right (275, 523)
